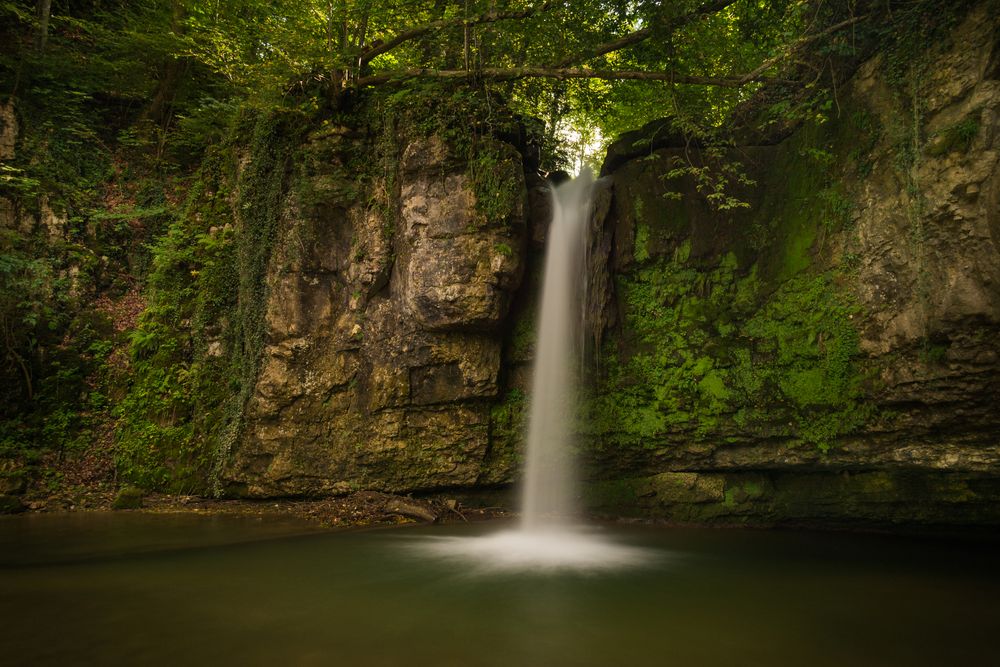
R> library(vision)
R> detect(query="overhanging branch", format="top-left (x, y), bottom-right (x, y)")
top-left (359, 1), bottom-right (555, 67)
top-left (353, 11), bottom-right (869, 92)
top-left (355, 67), bottom-right (777, 88)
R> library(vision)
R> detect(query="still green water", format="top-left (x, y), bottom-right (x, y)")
top-left (0, 514), bottom-right (996, 666)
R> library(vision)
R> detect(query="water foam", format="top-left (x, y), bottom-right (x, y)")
top-left (409, 527), bottom-right (656, 574)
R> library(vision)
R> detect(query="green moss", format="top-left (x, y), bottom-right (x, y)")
top-left (741, 273), bottom-right (872, 450)
top-left (586, 470), bottom-right (1000, 526)
top-left (490, 388), bottom-right (526, 442)
top-left (633, 222), bottom-right (650, 263)
top-left (111, 486), bottom-right (145, 510)
top-left (481, 388), bottom-right (527, 483)
top-left (510, 314), bottom-right (536, 359)
top-left (927, 116), bottom-right (980, 156)
top-left (586, 478), bottom-right (641, 510)
top-left (919, 341), bottom-right (949, 365)
top-left (586, 113), bottom-right (874, 454)
top-left (698, 371), bottom-right (730, 403)
top-left (584, 253), bottom-right (748, 449)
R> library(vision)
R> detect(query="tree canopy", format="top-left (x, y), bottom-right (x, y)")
top-left (175, 0), bottom-right (872, 160)
top-left (2, 0), bottom-right (885, 169)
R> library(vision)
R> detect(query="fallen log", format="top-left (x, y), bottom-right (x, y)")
top-left (383, 499), bottom-right (438, 523)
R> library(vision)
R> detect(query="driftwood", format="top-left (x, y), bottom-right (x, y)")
top-left (383, 499), bottom-right (438, 523)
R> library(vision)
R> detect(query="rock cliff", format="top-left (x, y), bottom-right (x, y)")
top-left (217, 4), bottom-right (1000, 526)
top-left (224, 125), bottom-right (528, 496)
top-left (582, 4), bottom-right (1000, 524)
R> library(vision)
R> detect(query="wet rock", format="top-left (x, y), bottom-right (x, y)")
top-left (112, 486), bottom-right (145, 510)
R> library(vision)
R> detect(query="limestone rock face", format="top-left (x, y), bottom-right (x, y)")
top-left (827, 5), bottom-right (1000, 470)
top-left (399, 137), bottom-right (525, 331)
top-left (850, 9), bottom-right (1000, 354)
top-left (223, 130), bottom-right (526, 496)
top-left (587, 4), bottom-right (1000, 509)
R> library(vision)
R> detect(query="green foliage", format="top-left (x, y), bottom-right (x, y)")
top-left (0, 0), bottom-right (251, 476)
top-left (0, 211), bottom-right (118, 461)
top-left (663, 148), bottom-right (756, 211)
top-left (880, 0), bottom-right (977, 88)
top-left (114, 109), bottom-right (306, 491)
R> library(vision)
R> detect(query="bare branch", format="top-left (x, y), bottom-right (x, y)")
top-left (554, 0), bottom-right (740, 68)
top-left (359, 1), bottom-right (555, 67)
top-left (355, 67), bottom-right (777, 88)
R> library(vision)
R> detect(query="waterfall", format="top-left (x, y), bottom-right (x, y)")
top-left (409, 170), bottom-right (651, 572)
top-left (520, 169), bottom-right (593, 529)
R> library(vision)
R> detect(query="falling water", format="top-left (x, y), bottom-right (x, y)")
top-left (520, 169), bottom-right (593, 529)
top-left (408, 170), bottom-right (652, 572)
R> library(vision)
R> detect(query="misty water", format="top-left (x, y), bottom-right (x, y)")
top-left (1, 513), bottom-right (998, 666)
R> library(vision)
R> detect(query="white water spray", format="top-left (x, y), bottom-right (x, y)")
top-left (408, 170), bottom-right (652, 572)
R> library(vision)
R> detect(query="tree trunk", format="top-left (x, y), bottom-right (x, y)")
top-left (145, 1), bottom-right (185, 129)
top-left (34, 0), bottom-right (51, 52)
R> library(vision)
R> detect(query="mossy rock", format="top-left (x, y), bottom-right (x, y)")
top-left (112, 486), bottom-right (146, 510)
top-left (0, 470), bottom-right (28, 496)
top-left (0, 495), bottom-right (26, 514)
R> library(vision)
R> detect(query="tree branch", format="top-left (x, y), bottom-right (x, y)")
top-left (355, 67), bottom-right (776, 88)
top-left (351, 9), bottom-right (868, 92)
top-left (359, 1), bottom-right (555, 67)
top-left (739, 14), bottom-right (869, 83)
top-left (554, 0), bottom-right (740, 68)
